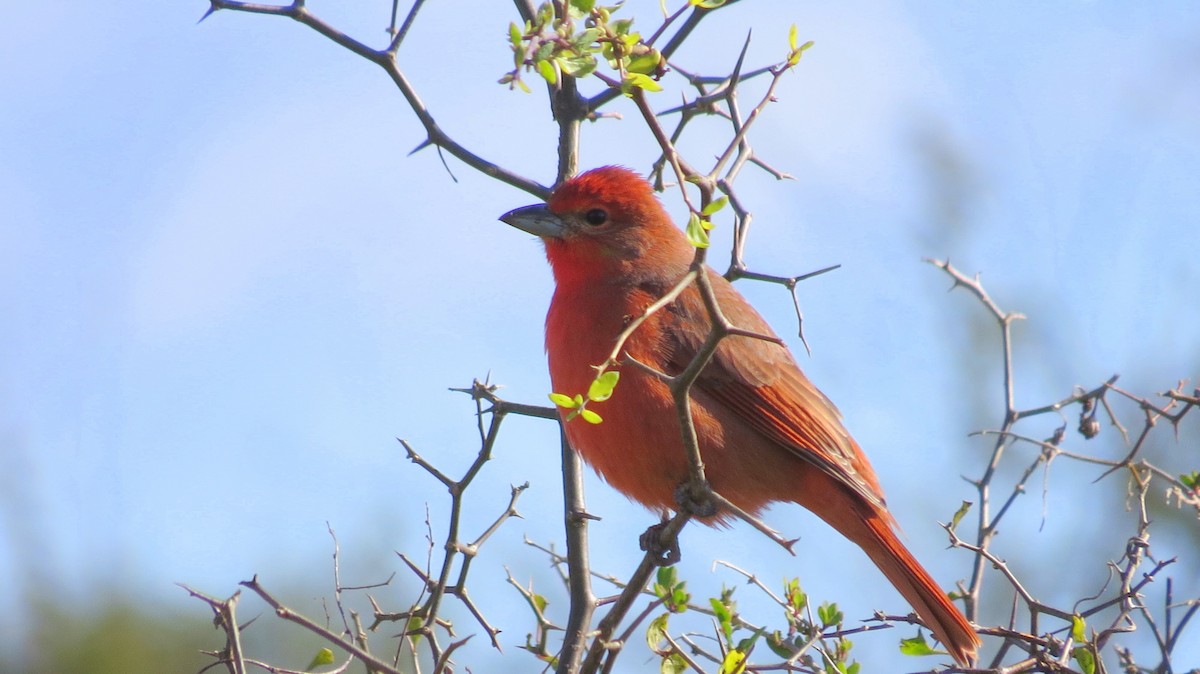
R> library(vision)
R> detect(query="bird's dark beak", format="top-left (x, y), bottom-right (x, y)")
top-left (500, 203), bottom-right (566, 240)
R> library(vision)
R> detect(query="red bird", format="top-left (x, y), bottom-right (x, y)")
top-left (501, 166), bottom-right (979, 665)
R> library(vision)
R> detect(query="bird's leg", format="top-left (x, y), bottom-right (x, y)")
top-left (638, 517), bottom-right (681, 566)
top-left (674, 479), bottom-right (718, 519)
top-left (635, 480), bottom-right (719, 565)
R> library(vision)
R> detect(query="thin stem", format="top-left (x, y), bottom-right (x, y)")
top-left (557, 428), bottom-right (596, 674)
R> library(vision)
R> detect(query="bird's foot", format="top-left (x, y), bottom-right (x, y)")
top-left (674, 479), bottom-right (718, 519)
top-left (639, 520), bottom-right (681, 566)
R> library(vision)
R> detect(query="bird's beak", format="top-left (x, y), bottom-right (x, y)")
top-left (499, 203), bottom-right (566, 240)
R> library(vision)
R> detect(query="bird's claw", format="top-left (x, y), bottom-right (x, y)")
top-left (639, 521), bottom-right (681, 566)
top-left (674, 480), bottom-right (718, 519)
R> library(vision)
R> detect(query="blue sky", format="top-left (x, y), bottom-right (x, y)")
top-left (2, 1), bottom-right (1198, 670)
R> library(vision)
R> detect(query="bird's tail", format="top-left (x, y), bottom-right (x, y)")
top-left (849, 510), bottom-right (980, 666)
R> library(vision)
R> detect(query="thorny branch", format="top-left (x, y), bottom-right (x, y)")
top-left (202, 0), bottom-right (549, 199)
top-left (930, 258), bottom-right (1198, 673)
top-left (185, 378), bottom-right (546, 674)
top-left (180, 585), bottom-right (248, 674)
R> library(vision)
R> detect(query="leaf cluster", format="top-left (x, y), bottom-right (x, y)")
top-left (500, 0), bottom-right (665, 95)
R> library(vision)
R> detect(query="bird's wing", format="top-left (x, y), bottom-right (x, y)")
top-left (661, 269), bottom-right (888, 510)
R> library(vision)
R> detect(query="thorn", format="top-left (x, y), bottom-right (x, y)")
top-left (797, 326), bottom-right (812, 357)
top-left (197, 2), bottom-right (218, 24)
top-left (792, 263), bottom-right (841, 283)
top-left (407, 138), bottom-right (433, 156)
top-left (731, 30), bottom-right (752, 84)
top-left (570, 508), bottom-right (602, 522)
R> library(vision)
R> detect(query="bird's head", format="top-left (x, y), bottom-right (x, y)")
top-left (500, 166), bottom-right (694, 288)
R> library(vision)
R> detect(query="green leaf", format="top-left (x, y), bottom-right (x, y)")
top-left (817, 602), bottom-right (842, 628)
top-left (701, 196), bottom-right (728, 216)
top-left (1071, 614), bottom-right (1087, 643)
top-left (587, 370), bottom-right (620, 402)
top-left (306, 647), bottom-right (335, 670)
top-left (898, 632), bottom-right (939, 657)
top-left (572, 28), bottom-right (602, 49)
top-left (628, 50), bottom-right (662, 74)
top-left (406, 614), bottom-right (424, 646)
top-left (787, 39), bottom-right (814, 67)
top-left (579, 408), bottom-right (603, 424)
top-left (533, 592), bottom-right (548, 613)
top-left (570, 0), bottom-right (596, 13)
top-left (825, 661), bottom-right (851, 674)
top-left (661, 652), bottom-right (689, 674)
top-left (622, 72), bottom-right (662, 93)
top-left (647, 613), bottom-right (669, 653)
top-left (718, 648), bottom-right (746, 674)
top-left (709, 596), bottom-right (731, 621)
top-left (949, 500), bottom-right (972, 530)
top-left (670, 586), bottom-right (691, 612)
top-left (709, 597), bottom-right (733, 642)
top-left (784, 578), bottom-right (807, 612)
top-left (1181, 470), bottom-right (1199, 489)
top-left (685, 212), bottom-right (710, 248)
top-left (537, 59), bottom-right (558, 85)
top-left (534, 40), bottom-right (555, 62)
top-left (549, 392), bottom-right (578, 409)
top-left (1073, 646), bottom-right (1097, 674)
top-left (656, 565), bottom-right (678, 590)
top-left (766, 631), bottom-right (793, 659)
top-left (788, 24), bottom-right (798, 51)
top-left (509, 22), bottom-right (523, 47)
top-left (558, 55), bottom-right (597, 78)
top-left (690, 0), bottom-right (726, 7)
top-left (516, 77), bottom-right (531, 94)
top-left (734, 628), bottom-right (762, 654)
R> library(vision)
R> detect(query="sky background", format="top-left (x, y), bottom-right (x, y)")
top-left (2, 1), bottom-right (1198, 671)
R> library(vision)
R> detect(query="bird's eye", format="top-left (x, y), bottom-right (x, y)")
top-left (584, 208), bottom-right (608, 226)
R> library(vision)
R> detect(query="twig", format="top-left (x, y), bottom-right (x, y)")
top-left (240, 576), bottom-right (401, 674)
top-left (204, 0), bottom-right (548, 198)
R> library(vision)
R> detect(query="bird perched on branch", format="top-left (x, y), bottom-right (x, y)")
top-left (500, 165), bottom-right (980, 666)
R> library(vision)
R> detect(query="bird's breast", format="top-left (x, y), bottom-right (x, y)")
top-left (545, 284), bottom-right (697, 511)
